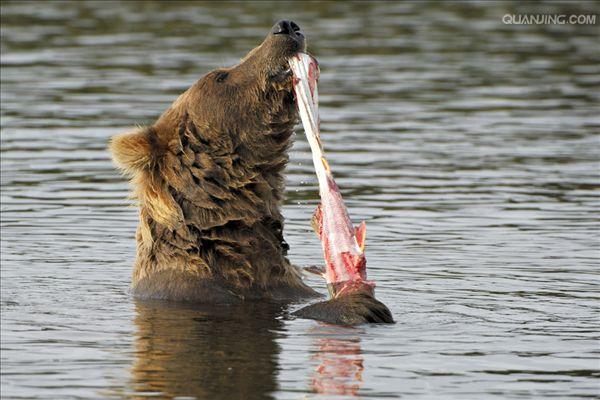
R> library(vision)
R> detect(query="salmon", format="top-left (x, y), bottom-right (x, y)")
top-left (290, 53), bottom-right (376, 299)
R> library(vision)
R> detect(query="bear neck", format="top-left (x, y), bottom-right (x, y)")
top-left (132, 86), bottom-right (299, 296)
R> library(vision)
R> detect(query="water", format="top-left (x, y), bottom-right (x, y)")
top-left (1, 1), bottom-right (599, 399)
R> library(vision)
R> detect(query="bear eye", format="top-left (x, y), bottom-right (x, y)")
top-left (215, 71), bottom-right (228, 83)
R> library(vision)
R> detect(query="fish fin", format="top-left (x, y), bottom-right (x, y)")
top-left (355, 221), bottom-right (366, 253)
top-left (311, 204), bottom-right (323, 237)
top-left (304, 265), bottom-right (326, 278)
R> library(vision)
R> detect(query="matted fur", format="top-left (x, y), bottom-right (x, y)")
top-left (110, 27), bottom-right (315, 302)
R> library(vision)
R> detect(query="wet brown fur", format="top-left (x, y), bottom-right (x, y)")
top-left (293, 291), bottom-right (394, 325)
top-left (110, 29), bottom-right (315, 302)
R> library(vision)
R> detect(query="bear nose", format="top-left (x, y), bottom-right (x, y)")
top-left (271, 20), bottom-right (301, 35)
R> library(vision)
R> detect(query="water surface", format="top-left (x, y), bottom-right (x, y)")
top-left (1, 1), bottom-right (599, 399)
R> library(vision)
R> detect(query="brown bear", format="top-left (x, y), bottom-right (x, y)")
top-left (110, 20), bottom-right (393, 324)
top-left (110, 20), bottom-right (313, 303)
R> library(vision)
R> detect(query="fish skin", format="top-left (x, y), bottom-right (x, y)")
top-left (290, 53), bottom-right (375, 298)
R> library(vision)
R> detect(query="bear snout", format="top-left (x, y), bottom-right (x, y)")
top-left (271, 20), bottom-right (304, 43)
top-left (271, 20), bottom-right (301, 35)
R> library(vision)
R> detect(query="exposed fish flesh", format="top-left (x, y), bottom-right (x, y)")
top-left (289, 53), bottom-right (376, 299)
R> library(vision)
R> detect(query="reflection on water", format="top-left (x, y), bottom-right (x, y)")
top-left (1, 1), bottom-right (599, 399)
top-left (309, 325), bottom-right (364, 396)
top-left (130, 301), bottom-right (283, 399)
top-left (128, 304), bottom-right (368, 399)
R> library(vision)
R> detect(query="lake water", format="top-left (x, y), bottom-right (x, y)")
top-left (1, 1), bottom-right (599, 399)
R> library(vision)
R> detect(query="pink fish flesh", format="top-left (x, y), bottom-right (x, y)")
top-left (289, 53), bottom-right (376, 298)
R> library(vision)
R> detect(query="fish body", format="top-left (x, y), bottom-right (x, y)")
top-left (290, 53), bottom-right (375, 298)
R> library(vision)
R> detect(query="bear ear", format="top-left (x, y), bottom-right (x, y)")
top-left (109, 126), bottom-right (183, 229)
top-left (109, 127), bottom-right (154, 175)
